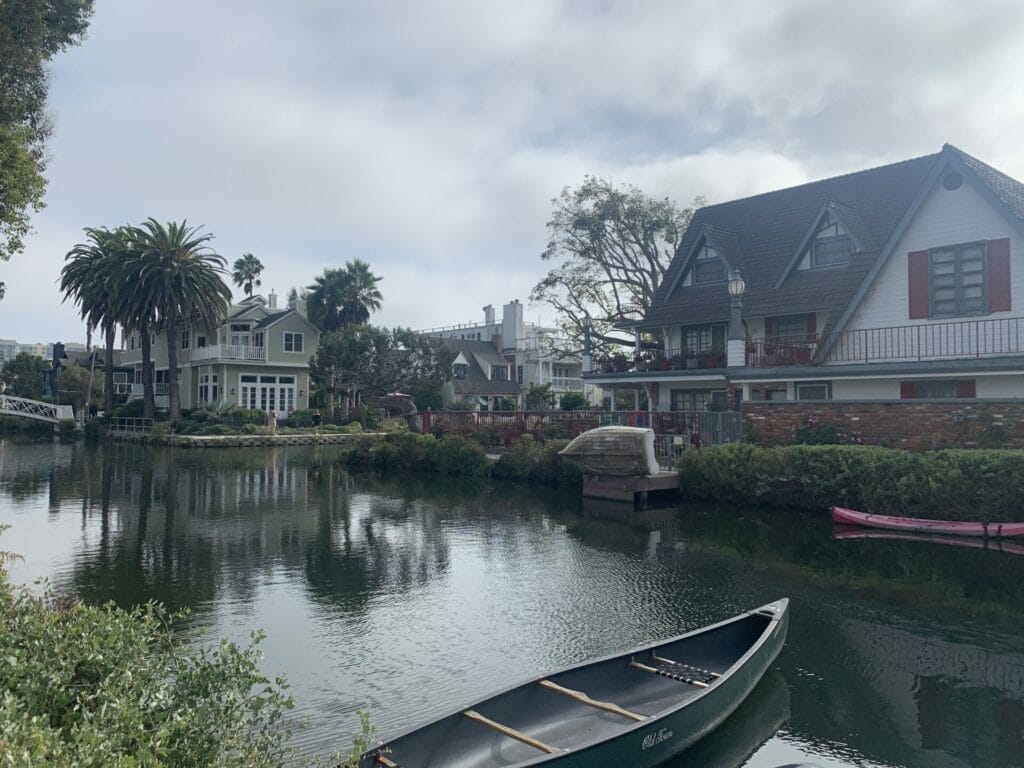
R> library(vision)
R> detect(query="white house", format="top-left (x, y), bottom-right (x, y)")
top-left (586, 144), bottom-right (1024, 409)
top-left (419, 299), bottom-right (588, 405)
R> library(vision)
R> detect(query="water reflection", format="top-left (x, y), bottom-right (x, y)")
top-left (1, 440), bottom-right (1023, 766)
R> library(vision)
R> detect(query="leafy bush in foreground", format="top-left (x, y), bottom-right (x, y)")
top-left (0, 579), bottom-right (294, 766)
top-left (678, 443), bottom-right (1024, 521)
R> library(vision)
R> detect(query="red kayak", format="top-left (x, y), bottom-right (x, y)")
top-left (830, 506), bottom-right (1024, 538)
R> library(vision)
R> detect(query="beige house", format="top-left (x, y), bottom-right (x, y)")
top-left (120, 294), bottom-right (320, 414)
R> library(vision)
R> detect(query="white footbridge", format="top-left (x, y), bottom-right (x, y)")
top-left (0, 395), bottom-right (74, 424)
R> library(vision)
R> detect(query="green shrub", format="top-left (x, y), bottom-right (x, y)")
top-left (152, 422), bottom-right (172, 438)
top-left (109, 399), bottom-right (145, 418)
top-left (428, 435), bottom-right (490, 476)
top-left (82, 417), bottom-right (108, 442)
top-left (241, 423), bottom-right (268, 435)
top-left (493, 439), bottom-right (582, 486)
top-left (678, 443), bottom-right (1024, 522)
top-left (228, 407), bottom-right (268, 426)
top-left (792, 420), bottom-right (845, 445)
top-left (347, 405), bottom-right (382, 430)
top-left (173, 420), bottom-right (202, 435)
top-left (58, 418), bottom-right (77, 435)
top-left (558, 392), bottom-right (589, 411)
top-left (199, 424), bottom-right (232, 436)
top-left (287, 409), bottom-right (319, 428)
top-left (0, 568), bottom-right (301, 767)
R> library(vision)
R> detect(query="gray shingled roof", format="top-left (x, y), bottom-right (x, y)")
top-left (953, 145), bottom-right (1024, 220)
top-left (646, 151), bottom-right (941, 332)
top-left (441, 338), bottom-right (521, 395)
top-left (644, 145), bottom-right (1024, 338)
top-left (253, 310), bottom-right (292, 329)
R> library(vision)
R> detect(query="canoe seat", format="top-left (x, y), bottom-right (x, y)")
top-left (463, 709), bottom-right (562, 754)
top-left (629, 655), bottom-right (718, 688)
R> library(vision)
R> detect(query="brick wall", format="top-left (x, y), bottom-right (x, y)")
top-left (742, 400), bottom-right (1024, 450)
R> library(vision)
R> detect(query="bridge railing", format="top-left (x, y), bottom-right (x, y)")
top-left (108, 417), bottom-right (153, 434)
top-left (0, 394), bottom-right (62, 423)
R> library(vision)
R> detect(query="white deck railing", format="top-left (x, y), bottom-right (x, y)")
top-left (191, 344), bottom-right (267, 362)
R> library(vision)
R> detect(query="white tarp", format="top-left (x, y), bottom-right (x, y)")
top-left (558, 426), bottom-right (659, 477)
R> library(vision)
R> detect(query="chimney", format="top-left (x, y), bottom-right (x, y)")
top-left (502, 300), bottom-right (524, 352)
top-left (483, 304), bottom-right (495, 326)
top-left (268, 290), bottom-right (278, 309)
top-left (296, 298), bottom-right (308, 318)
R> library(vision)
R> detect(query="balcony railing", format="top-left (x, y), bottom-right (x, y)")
top-left (746, 316), bottom-right (1024, 367)
top-left (130, 383), bottom-right (169, 396)
top-left (549, 377), bottom-right (584, 389)
top-left (191, 344), bottom-right (267, 362)
top-left (597, 348), bottom-right (727, 374)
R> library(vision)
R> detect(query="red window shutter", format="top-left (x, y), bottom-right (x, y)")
top-left (956, 379), bottom-right (976, 398)
top-left (987, 238), bottom-right (1011, 312)
top-left (899, 381), bottom-right (917, 399)
top-left (908, 250), bottom-right (930, 319)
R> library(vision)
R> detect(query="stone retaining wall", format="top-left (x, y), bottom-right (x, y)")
top-left (742, 400), bottom-right (1024, 450)
top-left (110, 432), bottom-right (372, 448)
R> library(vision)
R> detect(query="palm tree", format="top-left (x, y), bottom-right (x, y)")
top-left (338, 258), bottom-right (383, 325)
top-left (114, 229), bottom-right (159, 418)
top-left (61, 226), bottom-right (134, 413)
top-left (307, 259), bottom-right (383, 331)
top-left (133, 219), bottom-right (231, 424)
top-left (232, 252), bottom-right (264, 298)
top-left (0, 281), bottom-right (5, 300)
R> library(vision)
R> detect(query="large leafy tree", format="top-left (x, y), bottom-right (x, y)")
top-left (61, 226), bottom-right (133, 412)
top-left (310, 325), bottom-right (449, 412)
top-left (531, 177), bottom-right (702, 355)
top-left (307, 259), bottom-right (383, 331)
top-left (0, 0), bottom-right (95, 263)
top-left (231, 252), bottom-right (263, 298)
top-left (133, 219), bottom-right (231, 424)
top-left (0, 351), bottom-right (49, 399)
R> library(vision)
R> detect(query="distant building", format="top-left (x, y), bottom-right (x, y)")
top-left (0, 340), bottom-right (83, 365)
top-left (419, 300), bottom-right (589, 406)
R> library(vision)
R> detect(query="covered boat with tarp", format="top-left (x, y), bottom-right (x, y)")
top-left (558, 426), bottom-right (660, 476)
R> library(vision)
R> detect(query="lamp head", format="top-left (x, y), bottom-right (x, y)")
top-left (728, 270), bottom-right (746, 298)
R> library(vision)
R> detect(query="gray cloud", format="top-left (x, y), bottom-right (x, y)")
top-left (3, 0), bottom-right (1024, 341)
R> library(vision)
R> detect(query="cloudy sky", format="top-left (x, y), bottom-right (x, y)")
top-left (3, 0), bottom-right (1024, 344)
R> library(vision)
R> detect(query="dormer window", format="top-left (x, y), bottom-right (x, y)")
top-left (811, 214), bottom-right (852, 267)
top-left (453, 363), bottom-right (469, 379)
top-left (693, 244), bottom-right (725, 284)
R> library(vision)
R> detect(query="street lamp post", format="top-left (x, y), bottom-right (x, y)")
top-left (727, 270), bottom-right (746, 369)
top-left (581, 314), bottom-right (593, 372)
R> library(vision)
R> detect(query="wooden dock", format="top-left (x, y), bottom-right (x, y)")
top-left (581, 472), bottom-right (680, 504)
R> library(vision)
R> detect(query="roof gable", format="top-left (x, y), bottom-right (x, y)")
top-left (645, 150), bottom-right (941, 330)
top-left (774, 200), bottom-right (875, 288)
top-left (664, 225), bottom-right (742, 300)
top-left (825, 144), bottom-right (1024, 339)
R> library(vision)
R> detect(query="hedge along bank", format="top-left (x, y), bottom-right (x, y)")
top-left (338, 432), bottom-right (583, 486)
top-left (678, 443), bottom-right (1024, 522)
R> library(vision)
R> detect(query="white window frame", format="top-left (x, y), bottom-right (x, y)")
top-left (283, 332), bottom-right (304, 353)
top-left (796, 382), bottom-right (831, 401)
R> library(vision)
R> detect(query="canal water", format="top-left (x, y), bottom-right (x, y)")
top-left (1, 439), bottom-right (1022, 768)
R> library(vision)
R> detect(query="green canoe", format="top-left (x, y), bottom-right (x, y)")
top-left (358, 598), bottom-right (789, 768)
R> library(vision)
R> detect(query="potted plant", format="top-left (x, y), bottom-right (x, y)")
top-left (669, 353), bottom-right (686, 370)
